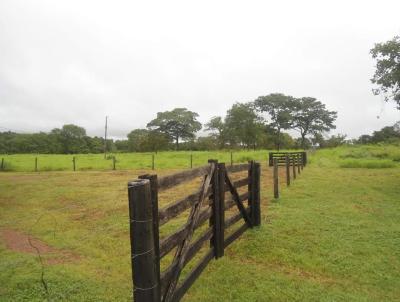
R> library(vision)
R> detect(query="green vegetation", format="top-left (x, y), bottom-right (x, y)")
top-left (0, 150), bottom-right (274, 172)
top-left (1, 146), bottom-right (399, 301)
top-left (371, 35), bottom-right (400, 108)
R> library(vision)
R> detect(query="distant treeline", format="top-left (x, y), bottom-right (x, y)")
top-left (1, 93), bottom-right (398, 154)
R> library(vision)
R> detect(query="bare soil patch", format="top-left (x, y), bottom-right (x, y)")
top-left (1, 228), bottom-right (80, 265)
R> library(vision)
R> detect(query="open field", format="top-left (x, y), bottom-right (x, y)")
top-left (1, 146), bottom-right (400, 301)
top-left (0, 150), bottom-right (275, 172)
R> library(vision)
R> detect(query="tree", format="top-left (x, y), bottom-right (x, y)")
top-left (370, 35), bottom-right (400, 109)
top-left (254, 93), bottom-right (293, 150)
top-left (127, 129), bottom-right (150, 152)
top-left (205, 116), bottom-right (227, 148)
top-left (371, 125), bottom-right (400, 143)
top-left (147, 108), bottom-right (202, 150)
top-left (291, 97), bottom-right (337, 149)
top-left (224, 102), bottom-right (264, 149)
top-left (54, 124), bottom-right (89, 154)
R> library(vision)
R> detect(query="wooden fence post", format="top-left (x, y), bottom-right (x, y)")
top-left (297, 154), bottom-right (301, 174)
top-left (217, 162), bottom-right (225, 256)
top-left (273, 158), bottom-right (279, 199)
top-left (139, 174), bottom-right (161, 301)
top-left (190, 154), bottom-right (193, 169)
top-left (302, 151), bottom-right (307, 167)
top-left (35, 157), bottom-right (38, 172)
top-left (128, 179), bottom-right (160, 302)
top-left (1, 158), bottom-right (4, 171)
top-left (285, 155), bottom-right (290, 186)
top-left (208, 160), bottom-right (223, 259)
top-left (252, 161), bottom-right (261, 226)
top-left (152, 154), bottom-right (155, 170)
top-left (72, 156), bottom-right (76, 171)
top-left (268, 152), bottom-right (273, 166)
top-left (292, 155), bottom-right (296, 180)
top-left (230, 152), bottom-right (233, 166)
top-left (248, 161), bottom-right (254, 222)
top-left (113, 156), bottom-right (116, 170)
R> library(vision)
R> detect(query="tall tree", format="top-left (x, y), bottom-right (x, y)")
top-left (205, 116), bottom-right (227, 148)
top-left (147, 108), bottom-right (201, 150)
top-left (370, 35), bottom-right (400, 109)
top-left (224, 102), bottom-right (263, 149)
top-left (127, 129), bottom-right (150, 152)
top-left (254, 93), bottom-right (293, 150)
top-left (56, 124), bottom-right (88, 154)
top-left (291, 97), bottom-right (337, 149)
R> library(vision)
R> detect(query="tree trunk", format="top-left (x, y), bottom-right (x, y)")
top-left (301, 133), bottom-right (306, 150)
top-left (175, 136), bottom-right (179, 150)
top-left (277, 128), bottom-right (281, 151)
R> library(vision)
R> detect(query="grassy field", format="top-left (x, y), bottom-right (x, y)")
top-left (0, 150), bottom-right (275, 172)
top-left (0, 146), bottom-right (399, 301)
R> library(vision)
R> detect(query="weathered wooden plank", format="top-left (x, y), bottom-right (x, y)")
top-left (224, 172), bottom-right (253, 227)
top-left (128, 179), bottom-right (159, 302)
top-left (273, 158), bottom-right (279, 199)
top-left (159, 207), bottom-right (212, 258)
top-left (225, 163), bottom-right (249, 173)
top-left (224, 192), bottom-right (249, 211)
top-left (160, 228), bottom-right (213, 294)
top-left (158, 188), bottom-right (211, 226)
top-left (225, 208), bottom-right (250, 229)
top-left (233, 177), bottom-right (249, 189)
top-left (171, 249), bottom-right (214, 302)
top-left (138, 174), bottom-right (161, 300)
top-left (163, 164), bottom-right (215, 302)
top-left (158, 165), bottom-right (210, 191)
top-left (224, 223), bottom-right (249, 249)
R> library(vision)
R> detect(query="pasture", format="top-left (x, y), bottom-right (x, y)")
top-left (1, 146), bottom-right (400, 301)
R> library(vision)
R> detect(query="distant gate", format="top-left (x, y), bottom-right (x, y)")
top-left (127, 160), bottom-right (261, 302)
top-left (268, 151), bottom-right (307, 167)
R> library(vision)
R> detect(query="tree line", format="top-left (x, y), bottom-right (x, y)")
top-left (0, 93), bottom-right (340, 154)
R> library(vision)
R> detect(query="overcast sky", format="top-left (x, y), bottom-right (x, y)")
top-left (1, 0), bottom-right (399, 139)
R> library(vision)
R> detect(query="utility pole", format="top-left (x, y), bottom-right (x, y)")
top-left (104, 116), bottom-right (108, 159)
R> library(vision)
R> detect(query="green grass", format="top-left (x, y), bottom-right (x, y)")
top-left (0, 150), bottom-right (280, 172)
top-left (1, 146), bottom-right (400, 301)
top-left (339, 159), bottom-right (396, 168)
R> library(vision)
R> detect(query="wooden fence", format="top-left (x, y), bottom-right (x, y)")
top-left (268, 151), bottom-right (307, 167)
top-left (272, 153), bottom-right (305, 199)
top-left (127, 160), bottom-right (261, 302)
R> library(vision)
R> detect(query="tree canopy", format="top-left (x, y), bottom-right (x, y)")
top-left (254, 93), bottom-right (293, 150)
top-left (370, 35), bottom-right (400, 109)
top-left (291, 97), bottom-right (337, 149)
top-left (147, 108), bottom-right (202, 150)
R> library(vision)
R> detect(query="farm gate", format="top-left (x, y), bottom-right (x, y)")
top-left (269, 151), bottom-right (307, 167)
top-left (127, 160), bottom-right (261, 302)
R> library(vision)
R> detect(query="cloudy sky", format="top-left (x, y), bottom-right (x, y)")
top-left (1, 0), bottom-right (399, 139)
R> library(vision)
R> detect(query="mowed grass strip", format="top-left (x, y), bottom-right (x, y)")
top-left (0, 148), bottom-right (399, 301)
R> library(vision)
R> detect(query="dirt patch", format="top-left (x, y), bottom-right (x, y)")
top-left (1, 228), bottom-right (80, 265)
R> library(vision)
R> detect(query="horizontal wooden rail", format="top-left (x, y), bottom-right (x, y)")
top-left (159, 188), bottom-right (212, 226)
top-left (224, 192), bottom-right (249, 211)
top-left (158, 165), bottom-right (210, 191)
top-left (225, 208), bottom-right (251, 229)
top-left (231, 177), bottom-right (249, 189)
top-left (159, 207), bottom-right (211, 258)
top-left (225, 163), bottom-right (249, 173)
top-left (224, 223), bottom-right (249, 248)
